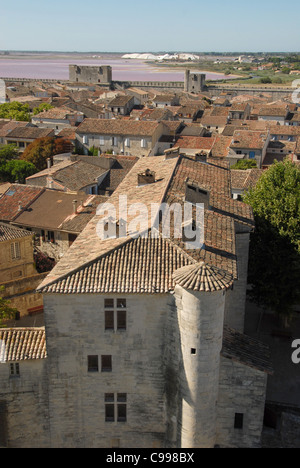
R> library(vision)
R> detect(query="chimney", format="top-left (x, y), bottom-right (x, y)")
top-left (73, 200), bottom-right (78, 214)
top-left (18, 201), bottom-right (23, 212)
top-left (47, 158), bottom-right (52, 169)
top-left (137, 169), bottom-right (156, 186)
top-left (185, 178), bottom-right (210, 209)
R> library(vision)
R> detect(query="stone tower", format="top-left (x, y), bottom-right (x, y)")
top-left (167, 262), bottom-right (233, 448)
top-left (69, 65), bottom-right (112, 85)
top-left (184, 70), bottom-right (206, 93)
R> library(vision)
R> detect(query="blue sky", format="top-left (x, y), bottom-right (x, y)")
top-left (1, 0), bottom-right (300, 52)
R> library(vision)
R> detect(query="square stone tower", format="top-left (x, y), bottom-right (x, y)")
top-left (69, 65), bottom-right (112, 85)
top-left (184, 70), bottom-right (206, 93)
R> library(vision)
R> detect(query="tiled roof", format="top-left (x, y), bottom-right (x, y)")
top-left (33, 107), bottom-right (83, 120)
top-left (258, 106), bottom-right (288, 117)
top-left (39, 235), bottom-right (194, 294)
top-left (222, 326), bottom-right (273, 374)
top-left (0, 184), bottom-right (45, 222)
top-left (5, 126), bottom-right (54, 140)
top-left (210, 136), bottom-right (232, 158)
top-left (174, 136), bottom-right (215, 150)
top-left (172, 262), bottom-right (233, 292)
top-left (0, 222), bottom-right (33, 242)
top-left (231, 130), bottom-right (269, 150)
top-left (231, 168), bottom-right (263, 190)
top-left (76, 118), bottom-right (161, 136)
top-left (108, 95), bottom-right (133, 107)
top-left (0, 121), bottom-right (30, 138)
top-left (13, 190), bottom-right (92, 232)
top-left (0, 328), bottom-right (47, 361)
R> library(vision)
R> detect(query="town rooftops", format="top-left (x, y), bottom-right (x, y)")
top-left (76, 118), bottom-right (162, 136)
top-left (38, 154), bottom-right (254, 295)
top-left (174, 136), bottom-right (216, 150)
top-left (0, 328), bottom-right (47, 361)
top-left (231, 168), bottom-right (264, 191)
top-left (258, 106), bottom-right (288, 117)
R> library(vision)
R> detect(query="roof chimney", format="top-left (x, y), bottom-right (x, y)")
top-left (47, 158), bottom-right (52, 169)
top-left (138, 169), bottom-right (156, 186)
top-left (73, 200), bottom-right (78, 214)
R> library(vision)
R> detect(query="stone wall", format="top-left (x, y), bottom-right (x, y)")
top-left (216, 356), bottom-right (268, 448)
top-left (0, 359), bottom-right (49, 448)
top-left (43, 293), bottom-right (171, 448)
top-left (1, 272), bottom-right (47, 317)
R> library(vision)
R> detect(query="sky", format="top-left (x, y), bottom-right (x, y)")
top-left (1, 0), bottom-right (300, 53)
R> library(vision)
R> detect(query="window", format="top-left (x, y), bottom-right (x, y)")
top-left (104, 299), bottom-right (127, 331)
top-left (125, 138), bottom-right (130, 147)
top-left (99, 136), bottom-right (105, 145)
top-left (105, 393), bottom-right (127, 422)
top-left (88, 355), bottom-right (99, 372)
top-left (141, 138), bottom-right (147, 148)
top-left (83, 135), bottom-right (88, 144)
top-left (234, 413), bottom-right (244, 429)
top-left (112, 136), bottom-right (118, 146)
top-left (11, 242), bottom-right (21, 260)
top-left (101, 355), bottom-right (112, 372)
top-left (10, 363), bottom-right (20, 377)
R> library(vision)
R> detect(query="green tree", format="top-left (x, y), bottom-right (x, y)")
top-left (0, 288), bottom-right (18, 327)
top-left (260, 77), bottom-right (272, 84)
top-left (0, 102), bottom-right (31, 121)
top-left (0, 144), bottom-right (19, 162)
top-left (33, 103), bottom-right (54, 115)
top-left (0, 160), bottom-right (37, 183)
top-left (243, 160), bottom-right (300, 324)
top-left (231, 159), bottom-right (257, 170)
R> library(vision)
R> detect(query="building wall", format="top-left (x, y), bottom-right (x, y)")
top-left (43, 293), bottom-right (171, 448)
top-left (69, 65), bottom-right (112, 85)
top-left (0, 236), bottom-right (36, 283)
top-left (0, 359), bottom-right (49, 448)
top-left (216, 356), bottom-right (268, 448)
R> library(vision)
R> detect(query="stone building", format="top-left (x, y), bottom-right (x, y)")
top-left (0, 154), bottom-right (272, 448)
top-left (69, 65), bottom-right (112, 85)
top-left (184, 70), bottom-right (206, 93)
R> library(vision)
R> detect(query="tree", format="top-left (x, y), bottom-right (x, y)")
top-left (33, 103), bottom-right (54, 115)
top-left (0, 289), bottom-right (18, 327)
top-left (243, 160), bottom-right (300, 324)
top-left (0, 102), bottom-right (31, 121)
top-left (260, 77), bottom-right (272, 84)
top-left (231, 159), bottom-right (257, 170)
top-left (0, 144), bottom-right (19, 162)
top-left (0, 160), bottom-right (37, 183)
top-left (21, 137), bottom-right (72, 171)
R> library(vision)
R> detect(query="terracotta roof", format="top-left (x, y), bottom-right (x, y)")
top-left (231, 130), bottom-right (269, 150)
top-left (39, 235), bottom-right (194, 294)
top-left (172, 261), bottom-right (233, 292)
top-left (174, 136), bottom-right (215, 150)
top-left (222, 326), bottom-right (273, 374)
top-left (108, 95), bottom-right (133, 107)
top-left (0, 121), bottom-right (30, 138)
top-left (268, 124), bottom-right (300, 136)
top-left (33, 107), bottom-right (83, 120)
top-left (231, 168), bottom-right (264, 190)
top-left (0, 328), bottom-right (47, 361)
top-left (258, 106), bottom-right (288, 117)
top-left (0, 222), bottom-right (33, 242)
top-left (210, 136), bottom-right (232, 158)
top-left (5, 126), bottom-right (54, 140)
top-left (0, 184), bottom-right (44, 221)
top-left (76, 118), bottom-right (161, 136)
top-left (13, 190), bottom-right (92, 232)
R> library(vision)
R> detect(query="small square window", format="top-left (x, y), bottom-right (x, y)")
top-left (88, 355), bottom-right (99, 372)
top-left (105, 299), bottom-right (114, 308)
top-left (117, 299), bottom-right (126, 308)
top-left (234, 413), bottom-right (244, 429)
top-left (191, 348), bottom-right (196, 355)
